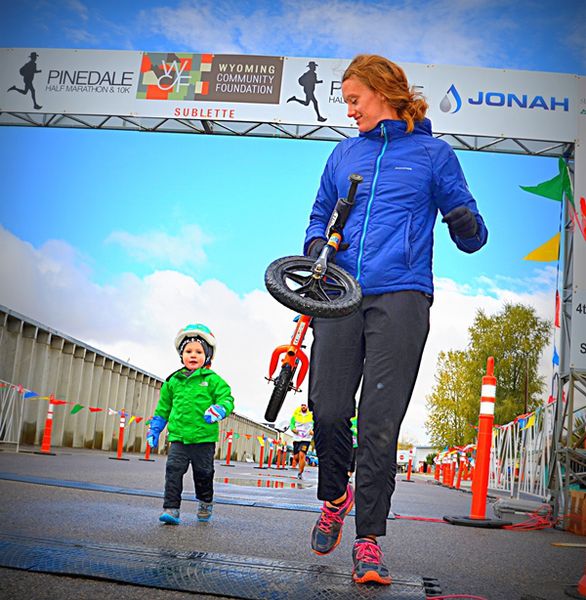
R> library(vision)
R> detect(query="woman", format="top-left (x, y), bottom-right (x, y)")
top-left (304, 54), bottom-right (488, 585)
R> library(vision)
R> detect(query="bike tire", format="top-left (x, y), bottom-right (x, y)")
top-left (265, 363), bottom-right (296, 423)
top-left (265, 255), bottom-right (362, 318)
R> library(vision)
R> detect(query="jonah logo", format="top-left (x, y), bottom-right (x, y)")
top-left (439, 82), bottom-right (570, 114)
top-left (439, 84), bottom-right (462, 114)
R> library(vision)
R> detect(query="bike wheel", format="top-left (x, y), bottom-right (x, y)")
top-left (265, 363), bottom-right (295, 423)
top-left (265, 256), bottom-right (362, 318)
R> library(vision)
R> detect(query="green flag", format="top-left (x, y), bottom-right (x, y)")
top-left (520, 157), bottom-right (572, 204)
top-left (70, 404), bottom-right (84, 415)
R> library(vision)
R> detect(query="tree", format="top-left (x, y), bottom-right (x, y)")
top-left (425, 452), bottom-right (437, 466)
top-left (397, 436), bottom-right (416, 450)
top-left (464, 303), bottom-right (551, 424)
top-left (425, 302), bottom-right (551, 448)
top-left (425, 350), bottom-right (477, 447)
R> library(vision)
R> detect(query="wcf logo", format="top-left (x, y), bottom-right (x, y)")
top-left (440, 84), bottom-right (569, 114)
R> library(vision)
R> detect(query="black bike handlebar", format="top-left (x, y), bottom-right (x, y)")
top-left (326, 173), bottom-right (364, 238)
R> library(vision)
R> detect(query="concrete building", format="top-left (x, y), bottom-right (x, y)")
top-left (0, 304), bottom-right (285, 462)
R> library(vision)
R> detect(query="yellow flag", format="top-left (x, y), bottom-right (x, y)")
top-left (523, 232), bottom-right (560, 262)
top-left (257, 435), bottom-right (265, 447)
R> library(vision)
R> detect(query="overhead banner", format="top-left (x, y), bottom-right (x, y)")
top-left (0, 48), bottom-right (581, 143)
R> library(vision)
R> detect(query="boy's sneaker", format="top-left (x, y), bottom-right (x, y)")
top-left (197, 501), bottom-right (213, 522)
top-left (159, 508), bottom-right (180, 525)
top-left (297, 472), bottom-right (303, 480)
top-left (352, 538), bottom-right (392, 585)
top-left (310, 484), bottom-right (354, 555)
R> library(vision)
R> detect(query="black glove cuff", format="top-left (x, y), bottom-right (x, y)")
top-left (307, 238), bottom-right (327, 258)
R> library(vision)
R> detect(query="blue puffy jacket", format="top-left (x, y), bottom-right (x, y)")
top-left (303, 118), bottom-right (488, 296)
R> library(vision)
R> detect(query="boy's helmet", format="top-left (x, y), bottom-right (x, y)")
top-left (174, 323), bottom-right (216, 365)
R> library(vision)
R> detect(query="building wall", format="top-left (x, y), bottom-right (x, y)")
top-left (0, 305), bottom-right (285, 459)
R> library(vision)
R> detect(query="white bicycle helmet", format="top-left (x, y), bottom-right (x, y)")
top-left (174, 323), bottom-right (216, 365)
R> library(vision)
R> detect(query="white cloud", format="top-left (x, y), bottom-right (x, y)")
top-left (139, 3), bottom-right (244, 54)
top-left (105, 223), bottom-right (211, 270)
top-left (140, 0), bottom-right (516, 68)
top-left (63, 27), bottom-right (100, 45)
top-left (66, 0), bottom-right (89, 22)
top-left (0, 225), bottom-right (557, 444)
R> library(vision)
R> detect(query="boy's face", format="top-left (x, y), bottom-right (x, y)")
top-left (182, 340), bottom-right (206, 370)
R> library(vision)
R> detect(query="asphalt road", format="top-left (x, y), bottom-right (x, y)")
top-left (0, 447), bottom-right (583, 600)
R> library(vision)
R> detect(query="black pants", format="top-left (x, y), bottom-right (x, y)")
top-left (163, 441), bottom-right (215, 508)
top-left (309, 291), bottom-right (430, 537)
top-left (348, 447), bottom-right (357, 474)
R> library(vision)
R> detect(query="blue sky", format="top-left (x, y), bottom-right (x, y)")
top-left (0, 0), bottom-right (584, 443)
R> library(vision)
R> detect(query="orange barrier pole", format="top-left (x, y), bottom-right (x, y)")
top-left (109, 411), bottom-right (129, 461)
top-left (461, 457), bottom-right (469, 481)
top-left (455, 452), bottom-right (465, 490)
top-left (406, 450), bottom-right (413, 481)
top-left (37, 394), bottom-right (57, 455)
top-left (224, 430), bottom-right (235, 467)
top-left (450, 455), bottom-right (457, 488)
top-left (254, 439), bottom-right (266, 469)
top-left (577, 563), bottom-right (586, 597)
top-left (258, 444), bottom-right (265, 468)
top-left (139, 436), bottom-right (155, 462)
top-left (404, 448), bottom-right (414, 483)
top-left (470, 357), bottom-right (497, 519)
top-left (139, 417), bottom-right (155, 462)
top-left (267, 441), bottom-right (274, 468)
top-left (116, 412), bottom-right (126, 458)
top-left (278, 443), bottom-right (288, 469)
top-left (565, 562), bottom-right (586, 598)
top-left (276, 447), bottom-right (282, 469)
top-left (434, 458), bottom-right (440, 481)
top-left (443, 358), bottom-right (511, 528)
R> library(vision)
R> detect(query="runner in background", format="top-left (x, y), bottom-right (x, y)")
top-left (290, 403), bottom-right (314, 480)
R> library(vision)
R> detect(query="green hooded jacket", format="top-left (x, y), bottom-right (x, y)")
top-left (154, 367), bottom-right (234, 444)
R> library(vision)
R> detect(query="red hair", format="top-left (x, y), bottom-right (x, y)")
top-left (343, 54), bottom-right (428, 133)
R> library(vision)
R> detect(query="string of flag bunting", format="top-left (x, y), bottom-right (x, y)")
top-left (221, 430), bottom-right (282, 446)
top-left (0, 381), bottom-right (151, 426)
top-left (466, 393), bottom-right (559, 433)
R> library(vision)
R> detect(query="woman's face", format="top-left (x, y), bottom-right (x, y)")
top-left (342, 76), bottom-right (397, 132)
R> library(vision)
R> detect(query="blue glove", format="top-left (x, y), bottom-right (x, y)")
top-left (146, 415), bottom-right (167, 448)
top-left (203, 404), bottom-right (227, 424)
top-left (442, 206), bottom-right (478, 239)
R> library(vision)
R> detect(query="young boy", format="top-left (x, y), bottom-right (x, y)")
top-left (147, 323), bottom-right (234, 524)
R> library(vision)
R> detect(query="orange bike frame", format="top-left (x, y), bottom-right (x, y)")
top-left (267, 314), bottom-right (312, 392)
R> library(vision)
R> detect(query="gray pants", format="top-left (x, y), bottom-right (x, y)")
top-left (309, 291), bottom-right (430, 537)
